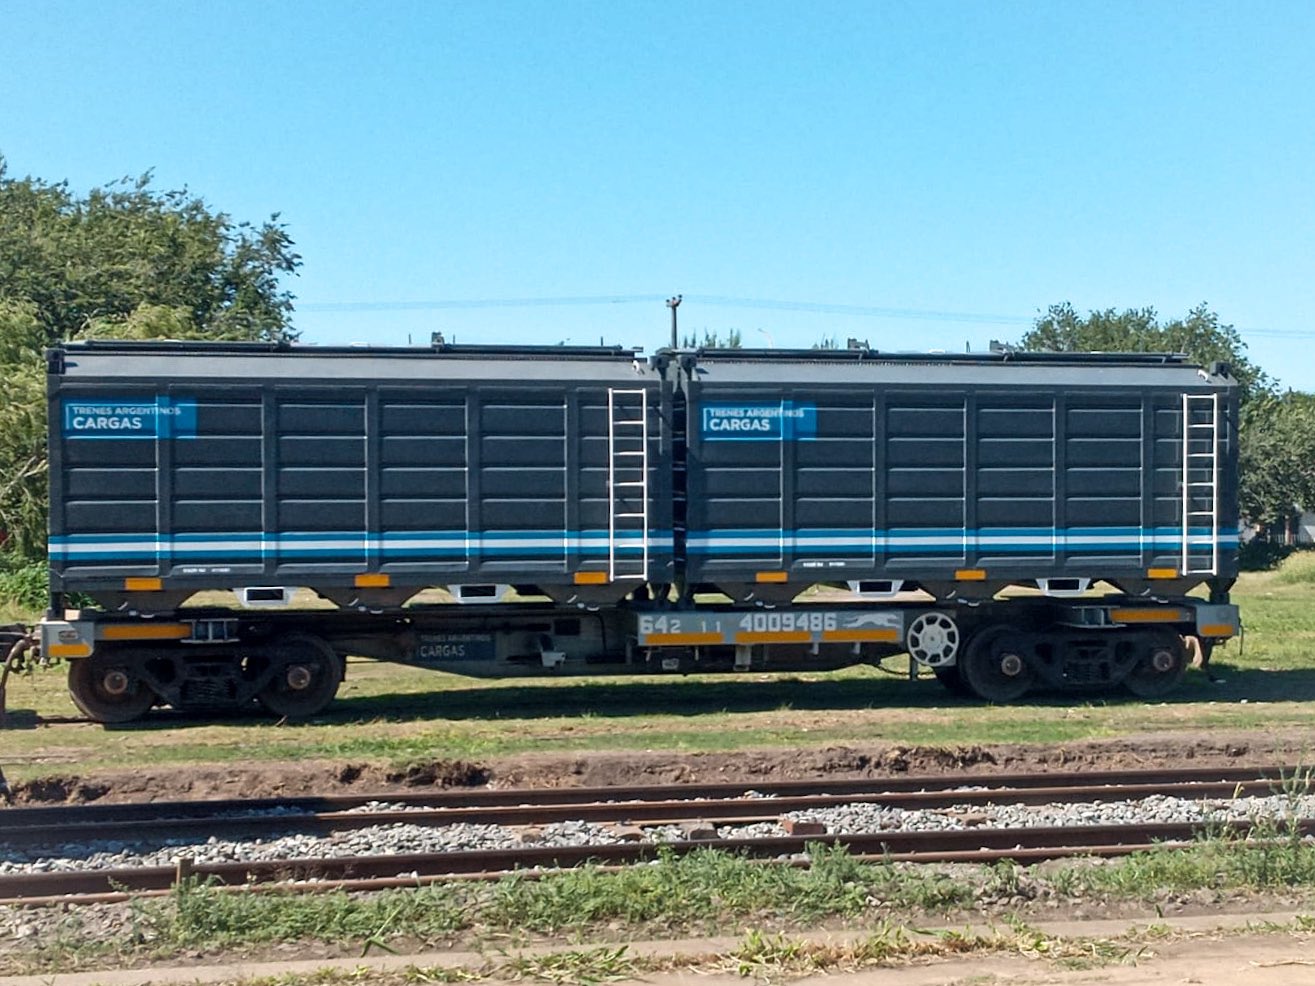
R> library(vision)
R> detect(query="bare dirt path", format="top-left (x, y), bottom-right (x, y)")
top-left (0, 913), bottom-right (1310, 986)
top-left (7, 728), bottom-right (1312, 805)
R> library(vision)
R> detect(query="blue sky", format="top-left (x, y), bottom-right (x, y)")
top-left (3, 1), bottom-right (1313, 385)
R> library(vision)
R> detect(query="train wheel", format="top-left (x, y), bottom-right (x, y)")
top-left (1123, 630), bottom-right (1188, 698)
top-left (960, 628), bottom-right (1035, 703)
top-left (67, 653), bottom-right (157, 723)
top-left (256, 634), bottom-right (343, 718)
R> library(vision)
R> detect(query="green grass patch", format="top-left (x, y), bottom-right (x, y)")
top-left (7, 557), bottom-right (1315, 777)
top-left (10, 837), bottom-right (1315, 976)
top-left (1272, 549), bottom-right (1315, 586)
top-left (1073, 817), bottom-right (1315, 897)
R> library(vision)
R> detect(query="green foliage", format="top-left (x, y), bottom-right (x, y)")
top-left (95, 848), bottom-right (970, 958)
top-left (1077, 825), bottom-right (1315, 896)
top-left (0, 552), bottom-right (49, 610)
top-left (0, 359), bottom-right (48, 558)
top-left (1021, 301), bottom-right (1269, 405)
top-left (1238, 537), bottom-right (1294, 572)
top-left (484, 845), bottom-right (968, 931)
top-left (1238, 391), bottom-right (1315, 530)
top-left (0, 156), bottom-right (300, 559)
top-left (19, 840), bottom-right (1315, 974)
top-left (681, 328), bottom-right (742, 348)
top-left (147, 879), bottom-right (466, 948)
top-left (499, 945), bottom-right (637, 984)
top-left (0, 158), bottom-right (299, 346)
top-left (1271, 549), bottom-right (1315, 585)
top-left (1018, 302), bottom-right (1291, 529)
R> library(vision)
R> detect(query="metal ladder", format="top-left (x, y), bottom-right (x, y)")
top-left (1180, 392), bottom-right (1220, 576)
top-left (607, 388), bottom-right (649, 581)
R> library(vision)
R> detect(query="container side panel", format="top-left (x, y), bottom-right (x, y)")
top-left (974, 400), bottom-right (1056, 564)
top-left (376, 394), bottom-right (470, 569)
top-left (883, 399), bottom-right (966, 565)
top-left (1063, 401), bottom-right (1145, 566)
top-left (477, 396), bottom-right (567, 571)
top-left (579, 399), bottom-right (638, 561)
top-left (55, 390), bottom-right (162, 574)
top-left (50, 350), bottom-right (668, 595)
top-left (274, 395), bottom-right (367, 569)
top-left (686, 394), bottom-right (785, 568)
top-left (792, 400), bottom-right (875, 566)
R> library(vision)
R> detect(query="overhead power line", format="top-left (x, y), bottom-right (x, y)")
top-left (688, 295), bottom-right (1031, 325)
top-left (299, 294), bottom-right (1033, 327)
top-left (300, 294), bottom-right (667, 313)
top-left (297, 294), bottom-right (1310, 339)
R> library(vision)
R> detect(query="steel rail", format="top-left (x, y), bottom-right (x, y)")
top-left (0, 776), bottom-right (1301, 848)
top-left (3, 763), bottom-right (1304, 831)
top-left (3, 817), bottom-right (1312, 905)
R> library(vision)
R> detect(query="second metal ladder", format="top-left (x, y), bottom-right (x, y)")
top-left (1180, 392), bottom-right (1220, 576)
top-left (607, 388), bottom-right (650, 581)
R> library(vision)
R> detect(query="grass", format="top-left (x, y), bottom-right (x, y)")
top-left (5, 558), bottom-right (1315, 778)
top-left (1271, 550), bottom-right (1315, 586)
top-left (7, 837), bottom-right (1315, 977)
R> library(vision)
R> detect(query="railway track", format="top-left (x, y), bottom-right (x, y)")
top-left (3, 764), bottom-right (1311, 906)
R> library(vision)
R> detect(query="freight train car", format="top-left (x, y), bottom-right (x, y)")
top-left (37, 341), bottom-right (1241, 721)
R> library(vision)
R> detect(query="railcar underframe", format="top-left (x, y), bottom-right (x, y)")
top-left (42, 584), bottom-right (1239, 722)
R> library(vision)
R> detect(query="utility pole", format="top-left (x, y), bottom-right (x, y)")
top-left (667, 295), bottom-right (682, 349)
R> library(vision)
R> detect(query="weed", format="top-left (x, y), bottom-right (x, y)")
top-left (1273, 764), bottom-right (1315, 801)
top-left (729, 926), bottom-right (916, 979)
top-left (154, 880), bottom-right (467, 948)
top-left (401, 967), bottom-right (483, 984)
top-left (1003, 919), bottom-right (1138, 969)
top-left (500, 945), bottom-right (636, 985)
top-left (1066, 826), bottom-right (1315, 898)
top-left (983, 860), bottom-right (1024, 899)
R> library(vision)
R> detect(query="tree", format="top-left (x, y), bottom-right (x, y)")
top-left (1018, 302), bottom-right (1286, 535)
top-left (0, 158), bottom-right (301, 558)
top-left (0, 158), bottom-right (299, 345)
top-left (1237, 391), bottom-right (1315, 537)
top-left (681, 329), bottom-right (742, 348)
top-left (1021, 302), bottom-right (1269, 405)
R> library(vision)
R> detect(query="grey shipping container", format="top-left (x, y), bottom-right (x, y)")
top-left (48, 342), bottom-right (672, 607)
top-left (668, 349), bottom-right (1238, 601)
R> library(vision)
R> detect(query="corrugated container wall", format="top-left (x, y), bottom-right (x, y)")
top-left (669, 350), bottom-right (1239, 593)
top-left (48, 344), bottom-right (671, 601)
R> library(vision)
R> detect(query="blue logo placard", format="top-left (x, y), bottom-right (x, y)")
top-left (62, 397), bottom-right (198, 440)
top-left (701, 402), bottom-right (817, 441)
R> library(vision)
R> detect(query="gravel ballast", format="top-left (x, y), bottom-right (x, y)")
top-left (4, 792), bottom-right (1315, 876)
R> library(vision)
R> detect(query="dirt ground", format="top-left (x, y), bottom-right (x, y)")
top-left (1, 915), bottom-right (1312, 986)
top-left (5, 728), bottom-right (1310, 804)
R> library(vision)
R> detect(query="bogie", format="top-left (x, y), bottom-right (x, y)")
top-left (1123, 629), bottom-right (1189, 698)
top-left (67, 651), bottom-right (158, 723)
top-left (254, 634), bottom-right (344, 719)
